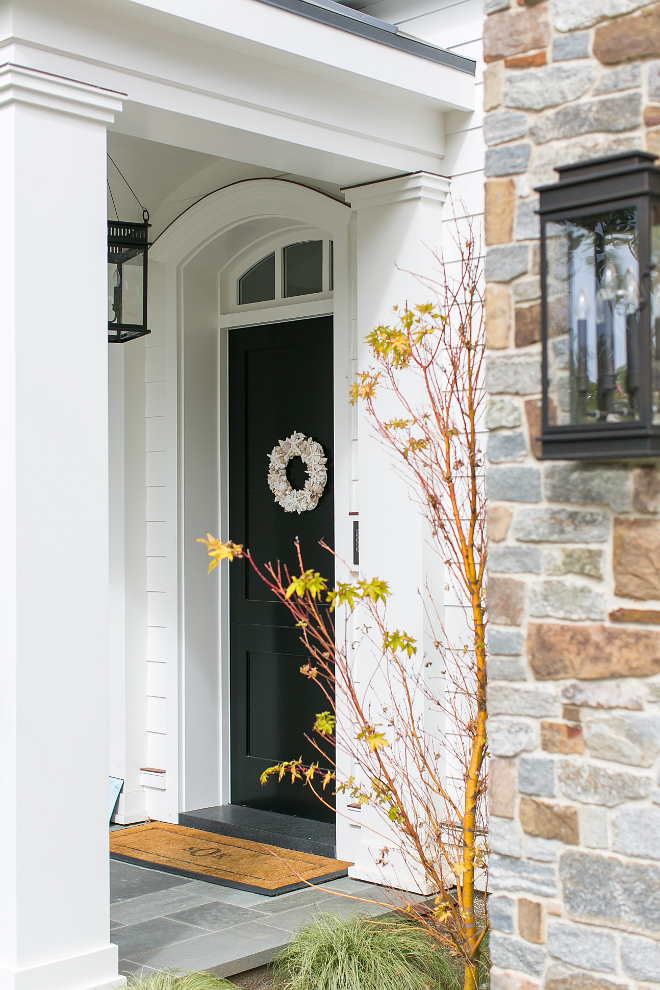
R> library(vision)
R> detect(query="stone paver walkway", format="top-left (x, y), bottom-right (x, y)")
top-left (111, 859), bottom-right (408, 979)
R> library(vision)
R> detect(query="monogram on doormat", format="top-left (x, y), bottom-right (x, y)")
top-left (110, 822), bottom-right (351, 895)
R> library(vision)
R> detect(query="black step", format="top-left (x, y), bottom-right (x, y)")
top-left (179, 805), bottom-right (336, 859)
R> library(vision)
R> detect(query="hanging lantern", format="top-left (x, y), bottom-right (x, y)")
top-left (538, 151), bottom-right (660, 459)
top-left (107, 211), bottom-right (151, 343)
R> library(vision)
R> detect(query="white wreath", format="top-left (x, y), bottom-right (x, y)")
top-left (267, 431), bottom-right (327, 513)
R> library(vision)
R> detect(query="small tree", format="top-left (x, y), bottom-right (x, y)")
top-left (199, 223), bottom-right (487, 990)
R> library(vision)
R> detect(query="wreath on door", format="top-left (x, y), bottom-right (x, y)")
top-left (267, 431), bottom-right (327, 513)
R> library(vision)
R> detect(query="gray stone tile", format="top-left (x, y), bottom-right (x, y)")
top-left (112, 917), bottom-right (201, 958)
top-left (109, 863), bottom-right (411, 977)
top-left (202, 886), bottom-right (274, 908)
top-left (110, 861), bottom-right (191, 903)
top-left (251, 885), bottom-right (336, 915)
top-left (111, 882), bottom-right (222, 925)
top-left (257, 898), bottom-right (382, 935)
top-left (126, 921), bottom-right (291, 976)
top-left (166, 901), bottom-right (266, 932)
top-left (110, 921), bottom-right (126, 931)
top-left (320, 877), bottom-right (385, 894)
top-left (320, 878), bottom-right (404, 906)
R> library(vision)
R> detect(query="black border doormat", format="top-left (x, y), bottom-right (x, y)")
top-left (110, 822), bottom-right (351, 896)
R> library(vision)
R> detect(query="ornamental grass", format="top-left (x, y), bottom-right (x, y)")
top-left (125, 971), bottom-right (235, 990)
top-left (271, 913), bottom-right (462, 990)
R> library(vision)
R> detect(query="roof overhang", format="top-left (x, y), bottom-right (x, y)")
top-left (0, 0), bottom-right (476, 187)
top-left (257, 0), bottom-right (476, 74)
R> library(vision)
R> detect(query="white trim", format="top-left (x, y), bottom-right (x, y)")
top-left (221, 226), bottom-right (333, 316)
top-left (0, 62), bottom-right (124, 120)
top-left (343, 170), bottom-right (451, 211)
top-left (0, 947), bottom-right (125, 990)
top-left (140, 769), bottom-right (167, 789)
top-left (13, 0), bottom-right (473, 109)
top-left (150, 181), bottom-right (350, 265)
top-left (220, 301), bottom-right (333, 328)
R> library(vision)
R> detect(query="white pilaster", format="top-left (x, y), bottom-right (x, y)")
top-left (340, 172), bottom-right (450, 889)
top-left (109, 343), bottom-right (148, 826)
top-left (0, 63), bottom-right (126, 989)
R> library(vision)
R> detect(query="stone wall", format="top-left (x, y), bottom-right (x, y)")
top-left (484, 2), bottom-right (660, 988)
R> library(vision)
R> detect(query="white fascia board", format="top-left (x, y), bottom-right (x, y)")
top-left (78, 0), bottom-right (474, 113)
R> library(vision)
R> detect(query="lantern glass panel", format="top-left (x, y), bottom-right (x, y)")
top-left (651, 201), bottom-right (660, 423)
top-left (108, 246), bottom-right (145, 329)
top-left (546, 207), bottom-right (641, 427)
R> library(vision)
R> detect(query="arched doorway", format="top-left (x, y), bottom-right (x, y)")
top-left (147, 180), bottom-right (351, 840)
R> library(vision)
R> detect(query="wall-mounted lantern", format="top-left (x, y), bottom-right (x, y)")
top-left (108, 213), bottom-right (151, 343)
top-left (538, 151), bottom-right (660, 459)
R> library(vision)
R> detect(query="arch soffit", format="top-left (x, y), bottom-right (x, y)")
top-left (149, 179), bottom-right (352, 270)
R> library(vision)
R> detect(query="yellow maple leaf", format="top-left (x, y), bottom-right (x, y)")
top-left (357, 725), bottom-right (390, 752)
top-left (197, 533), bottom-right (243, 573)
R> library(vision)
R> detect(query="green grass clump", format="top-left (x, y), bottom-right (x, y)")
top-left (126, 970), bottom-right (235, 990)
top-left (272, 913), bottom-right (461, 990)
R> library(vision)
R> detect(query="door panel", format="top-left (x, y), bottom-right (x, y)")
top-left (228, 316), bottom-right (334, 822)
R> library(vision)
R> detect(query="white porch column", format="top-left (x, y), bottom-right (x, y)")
top-left (0, 64), bottom-right (125, 990)
top-left (344, 172), bottom-right (451, 621)
top-left (341, 173), bottom-right (450, 888)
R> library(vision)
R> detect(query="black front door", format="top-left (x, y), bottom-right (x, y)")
top-left (228, 316), bottom-right (334, 823)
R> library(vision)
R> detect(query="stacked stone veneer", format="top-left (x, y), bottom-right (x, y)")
top-left (484, 1), bottom-right (660, 988)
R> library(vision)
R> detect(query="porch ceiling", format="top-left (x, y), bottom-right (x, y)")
top-left (107, 132), bottom-right (345, 238)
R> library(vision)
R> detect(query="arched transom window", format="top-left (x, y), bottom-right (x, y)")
top-left (234, 236), bottom-right (333, 309)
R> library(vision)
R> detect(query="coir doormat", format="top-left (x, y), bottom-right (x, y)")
top-left (110, 822), bottom-right (352, 895)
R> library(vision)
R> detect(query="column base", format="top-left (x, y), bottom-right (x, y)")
top-left (0, 944), bottom-right (123, 990)
top-left (112, 787), bottom-right (147, 825)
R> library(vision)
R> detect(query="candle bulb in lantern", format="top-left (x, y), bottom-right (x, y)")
top-left (597, 262), bottom-right (617, 418)
top-left (576, 287), bottom-right (589, 419)
top-left (624, 267), bottom-right (640, 411)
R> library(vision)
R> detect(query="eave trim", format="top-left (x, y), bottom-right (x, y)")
top-left (255, 0), bottom-right (477, 75)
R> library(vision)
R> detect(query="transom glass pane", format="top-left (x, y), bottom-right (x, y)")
top-left (546, 208), bottom-right (641, 426)
top-left (283, 240), bottom-right (323, 297)
top-left (239, 253), bottom-right (275, 305)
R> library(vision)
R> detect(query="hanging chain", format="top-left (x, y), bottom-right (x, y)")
top-left (107, 179), bottom-right (119, 221)
top-left (107, 154), bottom-right (149, 222)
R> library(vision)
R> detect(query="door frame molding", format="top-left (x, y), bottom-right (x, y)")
top-left (147, 180), bottom-right (352, 820)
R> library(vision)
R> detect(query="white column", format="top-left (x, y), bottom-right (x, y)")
top-left (0, 64), bottom-right (126, 990)
top-left (344, 172), bottom-right (450, 623)
top-left (341, 173), bottom-right (450, 889)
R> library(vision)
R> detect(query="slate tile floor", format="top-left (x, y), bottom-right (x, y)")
top-left (110, 859), bottom-right (407, 980)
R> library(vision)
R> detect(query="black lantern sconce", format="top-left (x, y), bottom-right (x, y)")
top-left (538, 151), bottom-right (660, 459)
top-left (108, 212), bottom-right (151, 343)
